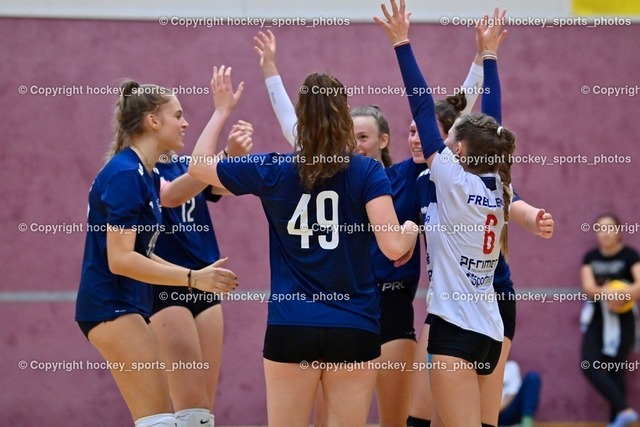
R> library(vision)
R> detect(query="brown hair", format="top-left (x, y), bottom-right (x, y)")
top-left (595, 213), bottom-right (621, 227)
top-left (435, 93), bottom-right (467, 135)
top-left (350, 105), bottom-right (392, 167)
top-left (454, 113), bottom-right (516, 257)
top-left (295, 73), bottom-right (355, 191)
top-left (105, 80), bottom-right (173, 161)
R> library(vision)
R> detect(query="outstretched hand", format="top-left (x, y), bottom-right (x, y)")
top-left (194, 257), bottom-right (239, 294)
top-left (254, 30), bottom-right (277, 68)
top-left (374, 0), bottom-right (411, 46)
top-left (476, 8), bottom-right (508, 54)
top-left (211, 65), bottom-right (244, 114)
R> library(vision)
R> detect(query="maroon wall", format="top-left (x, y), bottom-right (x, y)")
top-left (1, 17), bottom-right (640, 425)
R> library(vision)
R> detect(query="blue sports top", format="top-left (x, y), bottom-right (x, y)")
top-left (76, 147), bottom-right (162, 321)
top-left (371, 159), bottom-right (426, 287)
top-left (153, 157), bottom-right (221, 270)
top-left (217, 153), bottom-right (392, 333)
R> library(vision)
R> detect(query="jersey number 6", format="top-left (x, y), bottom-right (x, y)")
top-left (483, 214), bottom-right (499, 254)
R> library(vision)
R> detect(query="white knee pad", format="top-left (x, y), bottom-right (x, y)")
top-left (134, 413), bottom-right (177, 427)
top-left (175, 408), bottom-right (214, 427)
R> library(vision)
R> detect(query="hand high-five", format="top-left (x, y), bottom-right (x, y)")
top-left (476, 8), bottom-right (508, 54)
top-left (374, 0), bottom-right (411, 46)
top-left (226, 120), bottom-right (254, 157)
top-left (254, 30), bottom-right (277, 71)
top-left (211, 65), bottom-right (244, 114)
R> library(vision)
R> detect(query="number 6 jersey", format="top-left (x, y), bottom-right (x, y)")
top-left (425, 147), bottom-right (505, 342)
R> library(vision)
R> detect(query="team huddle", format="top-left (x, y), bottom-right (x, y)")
top-left (75, 1), bottom-right (557, 426)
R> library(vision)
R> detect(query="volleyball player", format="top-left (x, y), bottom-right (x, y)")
top-left (75, 67), bottom-right (240, 427)
top-left (189, 64), bottom-right (419, 426)
top-left (253, 30), bottom-right (480, 426)
top-left (150, 119), bottom-right (252, 427)
top-left (376, 0), bottom-right (517, 424)
top-left (407, 10), bottom-right (554, 427)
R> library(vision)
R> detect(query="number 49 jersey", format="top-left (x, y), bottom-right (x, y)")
top-left (425, 147), bottom-right (506, 342)
top-left (217, 153), bottom-right (392, 334)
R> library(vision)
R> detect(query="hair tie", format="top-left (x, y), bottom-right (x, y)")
top-left (497, 126), bottom-right (503, 136)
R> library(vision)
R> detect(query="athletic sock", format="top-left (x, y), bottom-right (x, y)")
top-left (521, 415), bottom-right (534, 427)
top-left (406, 415), bottom-right (431, 426)
top-left (134, 413), bottom-right (177, 427)
top-left (175, 408), bottom-right (214, 427)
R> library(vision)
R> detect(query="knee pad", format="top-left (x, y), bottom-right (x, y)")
top-left (175, 408), bottom-right (214, 427)
top-left (135, 413), bottom-right (177, 427)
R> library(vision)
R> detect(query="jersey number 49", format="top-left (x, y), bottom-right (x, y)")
top-left (287, 191), bottom-right (339, 250)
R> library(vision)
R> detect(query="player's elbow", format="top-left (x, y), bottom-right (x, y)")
top-left (188, 163), bottom-right (206, 182)
top-left (107, 255), bottom-right (127, 277)
top-left (378, 239), bottom-right (408, 261)
top-left (160, 192), bottom-right (182, 208)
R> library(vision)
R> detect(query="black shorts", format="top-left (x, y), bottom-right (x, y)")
top-left (379, 280), bottom-right (418, 344)
top-left (427, 315), bottom-right (502, 375)
top-left (77, 315), bottom-right (150, 340)
top-left (151, 285), bottom-right (221, 317)
top-left (424, 289), bottom-right (516, 340)
top-left (263, 325), bottom-right (380, 363)
top-left (497, 290), bottom-right (516, 340)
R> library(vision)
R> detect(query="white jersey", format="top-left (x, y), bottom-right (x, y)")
top-left (425, 147), bottom-right (505, 341)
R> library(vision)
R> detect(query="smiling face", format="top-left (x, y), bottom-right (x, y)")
top-left (352, 115), bottom-right (388, 161)
top-left (150, 96), bottom-right (188, 152)
top-left (407, 120), bottom-right (425, 164)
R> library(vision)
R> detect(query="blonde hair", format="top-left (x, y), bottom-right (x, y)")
top-left (105, 80), bottom-right (172, 161)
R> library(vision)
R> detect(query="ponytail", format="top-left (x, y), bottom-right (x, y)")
top-left (454, 113), bottom-right (516, 257)
top-left (105, 79), bottom-right (172, 162)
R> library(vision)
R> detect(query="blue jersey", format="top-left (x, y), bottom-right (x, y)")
top-left (371, 159), bottom-right (425, 287)
top-left (76, 147), bottom-right (162, 321)
top-left (217, 153), bottom-right (392, 333)
top-left (153, 158), bottom-right (221, 269)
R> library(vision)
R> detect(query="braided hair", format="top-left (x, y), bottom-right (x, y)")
top-left (454, 113), bottom-right (516, 257)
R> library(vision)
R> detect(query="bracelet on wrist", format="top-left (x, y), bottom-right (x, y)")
top-left (393, 39), bottom-right (410, 48)
top-left (481, 50), bottom-right (497, 60)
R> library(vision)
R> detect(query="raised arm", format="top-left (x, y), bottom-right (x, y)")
top-left (461, 10), bottom-right (507, 115)
top-left (477, 8), bottom-right (507, 124)
top-left (460, 57), bottom-right (483, 115)
top-left (254, 30), bottom-right (297, 147)
top-left (375, 0), bottom-right (443, 167)
top-left (188, 66), bottom-right (244, 189)
top-left (161, 119), bottom-right (253, 206)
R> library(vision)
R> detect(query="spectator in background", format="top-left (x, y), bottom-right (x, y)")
top-left (581, 213), bottom-right (640, 427)
top-left (498, 360), bottom-right (541, 427)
